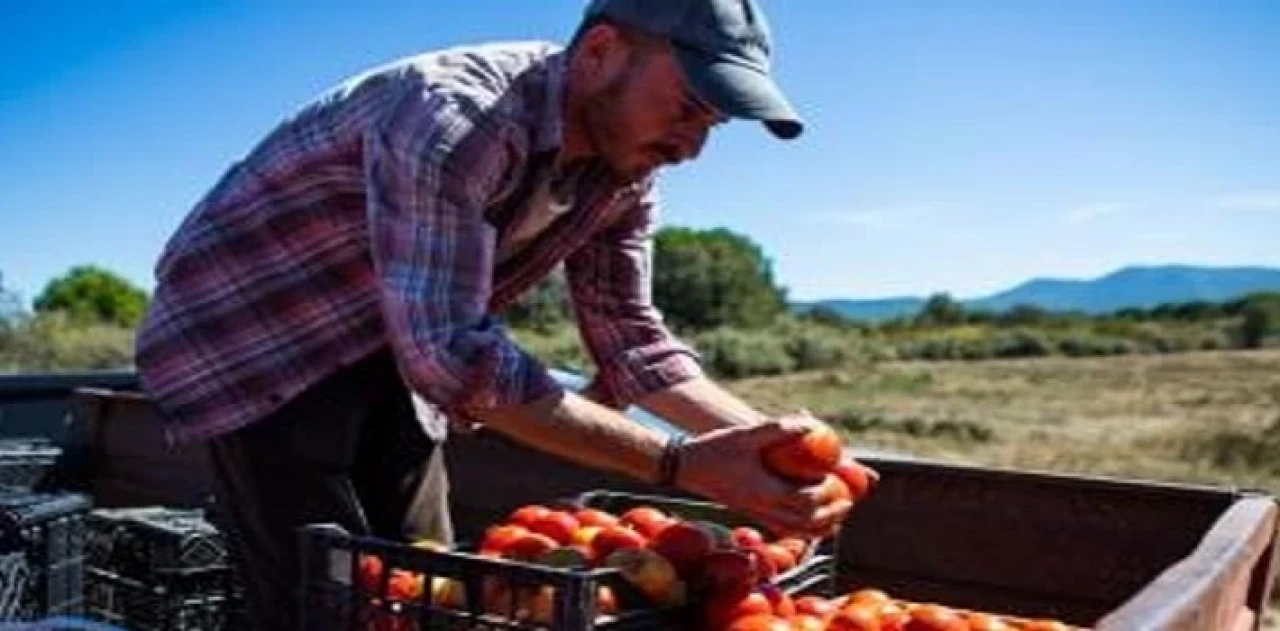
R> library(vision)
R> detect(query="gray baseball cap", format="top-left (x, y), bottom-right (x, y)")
top-left (582, 0), bottom-right (804, 140)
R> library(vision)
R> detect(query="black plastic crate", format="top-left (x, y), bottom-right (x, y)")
top-left (297, 490), bottom-right (836, 631)
top-left (81, 506), bottom-right (243, 631)
top-left (0, 487), bottom-right (90, 621)
top-left (85, 507), bottom-right (229, 582)
top-left (300, 524), bottom-right (682, 631)
top-left (84, 565), bottom-right (237, 631)
top-left (0, 439), bottom-right (62, 490)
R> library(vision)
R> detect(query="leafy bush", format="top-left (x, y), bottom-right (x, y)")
top-left (991, 330), bottom-right (1053, 358)
top-left (995, 304), bottom-right (1049, 326)
top-left (1198, 333), bottom-right (1229, 351)
top-left (693, 328), bottom-right (795, 379)
top-left (1057, 335), bottom-right (1127, 357)
top-left (502, 268), bottom-right (571, 333)
top-left (797, 306), bottom-right (861, 330)
top-left (827, 409), bottom-right (996, 444)
top-left (654, 227), bottom-right (787, 331)
top-left (773, 320), bottom-right (849, 371)
top-left (1239, 301), bottom-right (1277, 349)
top-left (511, 323), bottom-right (590, 373)
top-left (0, 312), bottom-right (135, 372)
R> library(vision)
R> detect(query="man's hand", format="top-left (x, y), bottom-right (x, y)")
top-left (472, 390), bottom-right (871, 539)
top-left (674, 417), bottom-right (856, 538)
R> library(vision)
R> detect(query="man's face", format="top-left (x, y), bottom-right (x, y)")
top-left (570, 26), bottom-right (726, 182)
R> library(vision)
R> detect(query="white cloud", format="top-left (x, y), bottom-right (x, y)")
top-left (1063, 202), bottom-right (1126, 225)
top-left (1211, 193), bottom-right (1280, 213)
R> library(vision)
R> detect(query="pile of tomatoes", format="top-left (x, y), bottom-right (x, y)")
top-left (714, 587), bottom-right (1087, 631)
top-left (351, 499), bottom-right (825, 628)
top-left (470, 500), bottom-right (824, 615)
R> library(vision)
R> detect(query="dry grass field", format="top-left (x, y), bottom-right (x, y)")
top-left (730, 349), bottom-right (1280, 492)
top-left (726, 348), bottom-right (1280, 628)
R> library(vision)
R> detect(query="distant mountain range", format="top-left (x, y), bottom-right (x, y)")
top-left (794, 265), bottom-right (1280, 322)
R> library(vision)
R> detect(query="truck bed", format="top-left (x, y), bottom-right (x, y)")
top-left (2, 372), bottom-right (1277, 630)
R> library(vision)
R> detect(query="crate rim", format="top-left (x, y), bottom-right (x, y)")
top-left (857, 454), bottom-right (1277, 503)
top-left (299, 523), bottom-right (623, 581)
top-left (86, 564), bottom-right (235, 593)
top-left (0, 438), bottom-right (62, 452)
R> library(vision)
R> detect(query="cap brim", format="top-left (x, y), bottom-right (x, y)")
top-left (674, 47), bottom-right (804, 140)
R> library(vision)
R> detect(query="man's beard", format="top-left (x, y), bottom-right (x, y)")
top-left (574, 60), bottom-right (681, 184)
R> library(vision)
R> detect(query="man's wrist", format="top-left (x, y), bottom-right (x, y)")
top-left (657, 433), bottom-right (688, 487)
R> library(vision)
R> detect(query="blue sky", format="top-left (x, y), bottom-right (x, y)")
top-left (2, 1), bottom-right (1278, 305)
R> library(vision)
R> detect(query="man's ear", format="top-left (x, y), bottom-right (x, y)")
top-left (568, 23), bottom-right (633, 92)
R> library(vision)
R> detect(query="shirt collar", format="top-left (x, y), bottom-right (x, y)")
top-left (534, 47), bottom-right (569, 156)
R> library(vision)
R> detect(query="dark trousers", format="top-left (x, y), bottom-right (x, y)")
top-left (205, 348), bottom-right (452, 631)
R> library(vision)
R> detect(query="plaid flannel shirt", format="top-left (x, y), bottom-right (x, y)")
top-left (134, 41), bottom-right (703, 444)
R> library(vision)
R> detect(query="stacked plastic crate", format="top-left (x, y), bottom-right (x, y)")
top-left (0, 439), bottom-right (62, 491)
top-left (82, 507), bottom-right (243, 630)
top-left (0, 486), bottom-right (90, 622)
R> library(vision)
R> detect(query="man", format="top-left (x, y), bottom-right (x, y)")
top-left (135, 0), bottom-right (866, 627)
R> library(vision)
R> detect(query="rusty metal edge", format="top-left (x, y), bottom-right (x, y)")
top-left (855, 454), bottom-right (1253, 501)
top-left (0, 371), bottom-right (137, 401)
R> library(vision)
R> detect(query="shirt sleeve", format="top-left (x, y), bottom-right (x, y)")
top-left (564, 182), bottom-right (704, 409)
top-left (364, 92), bottom-right (563, 416)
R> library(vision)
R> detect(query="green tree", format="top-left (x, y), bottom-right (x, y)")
top-left (914, 293), bottom-right (965, 327)
top-left (798, 305), bottom-right (853, 329)
top-left (1, 272), bottom-right (24, 357)
top-left (997, 304), bottom-right (1048, 327)
top-left (0, 274), bottom-right (16, 360)
top-left (33, 265), bottom-right (149, 328)
top-left (1238, 296), bottom-right (1279, 349)
top-left (1171, 300), bottom-right (1223, 322)
top-left (1111, 307), bottom-right (1148, 321)
top-left (963, 308), bottom-right (995, 325)
top-left (3, 312), bottom-right (136, 372)
top-left (653, 227), bottom-right (787, 331)
top-left (1150, 302), bottom-right (1179, 320)
top-left (1, 273), bottom-right (21, 321)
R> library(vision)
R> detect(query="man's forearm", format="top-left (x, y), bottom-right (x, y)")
top-left (469, 390), bottom-right (669, 484)
top-left (638, 376), bottom-right (769, 434)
